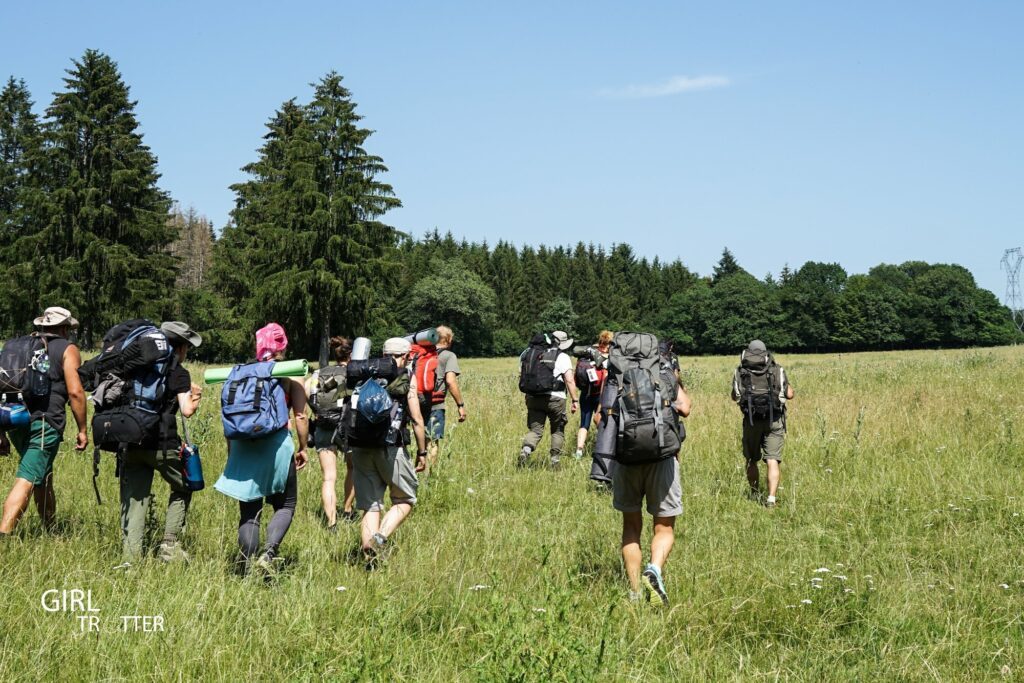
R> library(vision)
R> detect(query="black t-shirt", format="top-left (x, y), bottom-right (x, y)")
top-left (142, 366), bottom-right (191, 451)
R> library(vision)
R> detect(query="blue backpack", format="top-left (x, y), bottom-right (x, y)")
top-left (220, 361), bottom-right (289, 440)
top-left (354, 378), bottom-right (394, 425)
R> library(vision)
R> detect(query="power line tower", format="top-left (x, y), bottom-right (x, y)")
top-left (1001, 247), bottom-right (1024, 333)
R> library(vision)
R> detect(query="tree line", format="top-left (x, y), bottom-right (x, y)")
top-left (1, 51), bottom-right (1018, 362)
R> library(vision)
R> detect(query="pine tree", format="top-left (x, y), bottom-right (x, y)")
top-left (0, 77), bottom-right (44, 335)
top-left (23, 51), bottom-right (176, 345)
top-left (712, 247), bottom-right (743, 284)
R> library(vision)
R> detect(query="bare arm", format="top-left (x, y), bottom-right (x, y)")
top-left (289, 378), bottom-right (309, 470)
top-left (674, 385), bottom-right (691, 418)
top-left (63, 345), bottom-right (88, 450)
top-left (177, 382), bottom-right (203, 418)
top-left (446, 372), bottom-right (467, 422)
top-left (786, 385), bottom-right (794, 400)
top-left (406, 379), bottom-right (427, 471)
top-left (563, 370), bottom-right (579, 402)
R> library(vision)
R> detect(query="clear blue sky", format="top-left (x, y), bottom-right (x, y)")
top-left (2, 1), bottom-right (1021, 299)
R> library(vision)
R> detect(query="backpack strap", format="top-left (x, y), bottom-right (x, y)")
top-left (91, 446), bottom-right (103, 505)
top-left (226, 380), bottom-right (240, 405)
top-left (253, 379), bottom-right (264, 409)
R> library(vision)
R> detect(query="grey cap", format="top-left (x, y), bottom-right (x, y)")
top-left (161, 321), bottom-right (202, 348)
top-left (382, 337), bottom-right (412, 356)
top-left (747, 339), bottom-right (767, 354)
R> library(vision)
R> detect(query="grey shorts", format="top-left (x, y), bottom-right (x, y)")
top-left (350, 445), bottom-right (418, 512)
top-left (742, 418), bottom-right (786, 462)
top-left (313, 423), bottom-right (340, 452)
top-left (612, 457), bottom-right (683, 517)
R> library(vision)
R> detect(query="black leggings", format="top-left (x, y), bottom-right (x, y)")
top-left (238, 460), bottom-right (297, 561)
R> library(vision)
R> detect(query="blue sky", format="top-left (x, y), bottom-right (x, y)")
top-left (2, 1), bottom-right (1021, 298)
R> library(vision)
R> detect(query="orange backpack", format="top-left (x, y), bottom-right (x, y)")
top-left (411, 343), bottom-right (441, 406)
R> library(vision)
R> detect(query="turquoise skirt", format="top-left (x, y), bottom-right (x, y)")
top-left (215, 429), bottom-right (295, 502)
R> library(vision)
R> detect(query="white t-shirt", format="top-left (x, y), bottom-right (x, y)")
top-left (550, 352), bottom-right (572, 399)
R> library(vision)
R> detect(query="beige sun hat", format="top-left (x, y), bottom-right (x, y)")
top-left (33, 306), bottom-right (79, 329)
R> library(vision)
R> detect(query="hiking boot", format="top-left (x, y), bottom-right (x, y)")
top-left (340, 510), bottom-right (359, 524)
top-left (252, 552), bottom-right (277, 581)
top-left (642, 564), bottom-right (669, 607)
top-left (156, 540), bottom-right (190, 563)
top-left (516, 447), bottom-right (531, 469)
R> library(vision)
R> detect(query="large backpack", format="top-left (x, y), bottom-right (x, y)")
top-left (344, 357), bottom-right (409, 448)
top-left (411, 343), bottom-right (441, 407)
top-left (519, 333), bottom-right (560, 396)
top-left (85, 320), bottom-right (176, 452)
top-left (311, 364), bottom-right (348, 427)
top-left (736, 349), bottom-right (784, 425)
top-left (220, 361), bottom-right (290, 440)
top-left (605, 332), bottom-right (682, 465)
top-left (575, 355), bottom-right (603, 399)
top-left (0, 334), bottom-right (52, 404)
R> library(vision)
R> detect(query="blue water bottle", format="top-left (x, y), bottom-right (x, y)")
top-left (0, 401), bottom-right (30, 428)
top-left (179, 415), bottom-right (205, 491)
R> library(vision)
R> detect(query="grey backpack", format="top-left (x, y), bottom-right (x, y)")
top-left (606, 332), bottom-right (682, 465)
top-left (312, 364), bottom-right (348, 427)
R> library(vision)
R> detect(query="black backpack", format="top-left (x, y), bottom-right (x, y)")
top-left (575, 356), bottom-right (601, 399)
top-left (82, 319), bottom-right (175, 452)
top-left (344, 357), bottom-right (409, 448)
top-left (519, 333), bottom-right (559, 396)
top-left (736, 349), bottom-right (784, 425)
top-left (0, 334), bottom-right (51, 404)
top-left (311, 364), bottom-right (348, 427)
top-left (606, 332), bottom-right (682, 466)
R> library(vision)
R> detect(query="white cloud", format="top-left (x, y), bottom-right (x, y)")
top-left (599, 75), bottom-right (730, 99)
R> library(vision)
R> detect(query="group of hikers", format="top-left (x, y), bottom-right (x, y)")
top-left (0, 306), bottom-right (792, 606)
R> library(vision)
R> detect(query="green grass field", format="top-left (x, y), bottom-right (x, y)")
top-left (1, 347), bottom-right (1023, 681)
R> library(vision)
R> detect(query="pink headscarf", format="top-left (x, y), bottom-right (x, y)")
top-left (256, 323), bottom-right (288, 361)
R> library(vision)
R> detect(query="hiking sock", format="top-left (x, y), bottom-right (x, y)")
top-left (766, 495), bottom-right (776, 504)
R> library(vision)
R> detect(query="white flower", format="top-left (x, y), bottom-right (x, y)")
top-left (801, 599), bottom-right (813, 604)
top-left (928, 584), bottom-right (935, 589)
top-left (844, 588), bottom-right (854, 594)
top-left (466, 488), bottom-right (475, 494)
top-left (336, 586), bottom-right (347, 592)
top-left (812, 584), bottom-right (822, 589)
top-left (785, 604), bottom-right (796, 609)
top-left (1000, 584), bottom-right (1010, 590)
top-left (533, 608), bottom-right (546, 613)
top-left (470, 584), bottom-right (491, 591)
top-left (814, 568), bottom-right (831, 574)
top-left (825, 468), bottom-right (833, 474)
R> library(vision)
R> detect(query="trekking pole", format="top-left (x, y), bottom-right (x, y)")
top-left (91, 446), bottom-right (102, 505)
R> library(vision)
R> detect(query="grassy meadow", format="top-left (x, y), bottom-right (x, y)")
top-left (1, 346), bottom-right (1023, 681)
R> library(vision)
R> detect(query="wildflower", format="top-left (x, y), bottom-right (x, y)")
top-left (336, 586), bottom-right (347, 592)
top-left (834, 575), bottom-right (848, 581)
top-left (814, 568), bottom-right (830, 574)
top-left (801, 599), bottom-right (812, 605)
top-left (469, 584), bottom-right (491, 591)
top-left (533, 608), bottom-right (546, 613)
top-left (1000, 584), bottom-right (1010, 590)
top-left (466, 488), bottom-right (476, 494)
top-left (844, 588), bottom-right (854, 594)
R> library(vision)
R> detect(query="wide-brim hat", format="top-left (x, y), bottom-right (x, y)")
top-left (33, 306), bottom-right (79, 329)
top-left (160, 321), bottom-right (202, 348)
top-left (383, 337), bottom-right (412, 356)
top-left (552, 330), bottom-right (574, 351)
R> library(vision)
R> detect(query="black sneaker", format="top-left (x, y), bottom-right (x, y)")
top-left (340, 510), bottom-right (359, 523)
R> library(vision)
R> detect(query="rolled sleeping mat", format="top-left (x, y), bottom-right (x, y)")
top-left (351, 337), bottom-right (371, 362)
top-left (203, 359), bottom-right (309, 385)
top-left (403, 328), bottom-right (438, 346)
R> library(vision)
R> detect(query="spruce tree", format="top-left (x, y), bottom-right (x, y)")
top-left (26, 51), bottom-right (176, 345)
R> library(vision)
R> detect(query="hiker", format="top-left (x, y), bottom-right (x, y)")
top-left (117, 322), bottom-right (203, 563)
top-left (215, 323), bottom-right (309, 578)
top-left (573, 330), bottom-right (612, 460)
top-left (731, 339), bottom-right (793, 508)
top-left (0, 307), bottom-right (88, 535)
top-left (306, 336), bottom-right (355, 530)
top-left (597, 333), bottom-right (690, 605)
top-left (346, 337), bottom-right (427, 566)
top-left (517, 331), bottom-right (579, 469)
top-left (422, 325), bottom-right (466, 466)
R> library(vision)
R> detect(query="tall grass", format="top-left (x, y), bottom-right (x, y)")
top-left (1, 347), bottom-right (1022, 680)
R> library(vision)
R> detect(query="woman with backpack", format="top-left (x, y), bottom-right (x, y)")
top-left (305, 336), bottom-right (355, 531)
top-left (573, 330), bottom-right (612, 460)
top-left (214, 323), bottom-right (309, 578)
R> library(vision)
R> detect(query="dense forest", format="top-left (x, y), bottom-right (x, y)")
top-left (1, 52), bottom-right (1019, 362)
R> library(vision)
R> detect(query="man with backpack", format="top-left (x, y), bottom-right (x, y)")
top-left (117, 322), bottom-right (203, 563)
top-left (347, 337), bottom-right (427, 567)
top-left (421, 326), bottom-right (466, 467)
top-left (731, 339), bottom-right (794, 508)
top-left (0, 307), bottom-right (88, 536)
top-left (517, 330), bottom-right (579, 470)
top-left (597, 332), bottom-right (690, 606)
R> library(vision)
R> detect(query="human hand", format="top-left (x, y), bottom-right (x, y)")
top-left (190, 383), bottom-right (203, 400)
top-left (294, 448), bottom-right (308, 471)
top-left (570, 400), bottom-right (579, 414)
top-left (75, 430), bottom-right (88, 451)
top-left (415, 454), bottom-right (427, 472)
top-left (457, 405), bottom-right (467, 422)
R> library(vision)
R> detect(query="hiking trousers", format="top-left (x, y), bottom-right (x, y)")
top-left (522, 394), bottom-right (568, 462)
top-left (120, 448), bottom-right (192, 560)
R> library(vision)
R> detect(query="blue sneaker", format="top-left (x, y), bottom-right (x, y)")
top-left (642, 564), bottom-right (669, 606)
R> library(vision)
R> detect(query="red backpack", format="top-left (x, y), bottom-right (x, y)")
top-left (410, 343), bottom-right (440, 406)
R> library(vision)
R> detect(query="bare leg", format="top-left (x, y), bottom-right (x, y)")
top-left (318, 449), bottom-right (338, 527)
top-left (621, 511), bottom-right (643, 592)
top-left (576, 427), bottom-right (588, 452)
top-left (650, 516), bottom-right (676, 571)
top-left (427, 440), bottom-right (439, 467)
top-left (746, 460), bottom-right (760, 494)
top-left (361, 509), bottom-right (381, 551)
top-left (33, 473), bottom-right (56, 531)
top-left (766, 460), bottom-right (781, 499)
top-left (379, 502), bottom-right (413, 538)
top-left (1, 478), bottom-right (34, 533)
top-left (342, 452), bottom-right (355, 514)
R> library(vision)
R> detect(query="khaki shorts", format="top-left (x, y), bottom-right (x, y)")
top-left (350, 445), bottom-right (418, 512)
top-left (742, 418), bottom-right (786, 462)
top-left (613, 457), bottom-right (683, 517)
